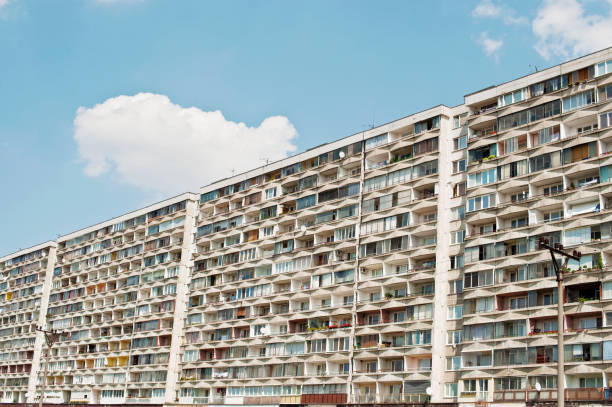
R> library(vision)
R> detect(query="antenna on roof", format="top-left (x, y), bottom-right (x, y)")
top-left (529, 64), bottom-right (539, 72)
top-left (260, 158), bottom-right (270, 166)
top-left (231, 168), bottom-right (236, 176)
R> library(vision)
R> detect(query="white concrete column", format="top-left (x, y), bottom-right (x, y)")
top-left (164, 198), bottom-right (198, 403)
top-left (27, 244), bottom-right (57, 404)
top-left (431, 114), bottom-right (453, 403)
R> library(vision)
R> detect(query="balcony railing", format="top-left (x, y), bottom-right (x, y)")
top-left (352, 393), bottom-right (430, 403)
top-left (494, 388), bottom-right (611, 402)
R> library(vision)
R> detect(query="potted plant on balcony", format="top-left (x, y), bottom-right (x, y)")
top-left (597, 253), bottom-right (604, 270)
top-left (385, 293), bottom-right (394, 300)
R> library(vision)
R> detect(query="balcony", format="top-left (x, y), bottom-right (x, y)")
top-left (352, 393), bottom-right (431, 404)
top-left (301, 393), bottom-right (347, 404)
top-left (495, 388), bottom-right (612, 403)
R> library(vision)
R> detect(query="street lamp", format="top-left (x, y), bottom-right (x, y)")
top-left (35, 324), bottom-right (60, 407)
top-left (538, 238), bottom-right (581, 407)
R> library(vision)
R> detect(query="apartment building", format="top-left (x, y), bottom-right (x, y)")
top-left (1, 47), bottom-right (612, 407)
top-left (0, 242), bottom-right (56, 404)
top-left (39, 193), bottom-right (198, 405)
top-left (181, 104), bottom-right (452, 406)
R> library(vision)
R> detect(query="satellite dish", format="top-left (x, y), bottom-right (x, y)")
top-left (535, 382), bottom-right (542, 392)
top-left (260, 326), bottom-right (270, 336)
top-left (426, 387), bottom-right (432, 396)
top-left (273, 225), bottom-right (279, 235)
top-left (339, 151), bottom-right (346, 159)
top-left (300, 225), bottom-right (307, 233)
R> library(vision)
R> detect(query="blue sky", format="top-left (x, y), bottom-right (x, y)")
top-left (1, 0), bottom-right (611, 256)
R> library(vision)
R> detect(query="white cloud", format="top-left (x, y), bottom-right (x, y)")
top-left (74, 93), bottom-right (299, 195)
top-left (472, 0), bottom-right (502, 18)
top-left (0, 0), bottom-right (10, 10)
top-left (477, 32), bottom-right (503, 57)
top-left (472, 0), bottom-right (527, 25)
top-left (533, 0), bottom-right (612, 60)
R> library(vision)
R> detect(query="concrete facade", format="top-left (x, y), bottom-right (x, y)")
top-left (1, 47), bottom-right (612, 407)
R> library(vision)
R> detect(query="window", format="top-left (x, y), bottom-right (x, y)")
top-left (453, 182), bottom-right (466, 197)
top-left (472, 297), bottom-right (494, 313)
top-left (570, 201), bottom-right (600, 216)
top-left (543, 184), bottom-right (563, 196)
top-left (565, 227), bottom-right (591, 245)
top-left (605, 84), bottom-right (612, 101)
top-left (530, 152), bottom-right (559, 172)
top-left (453, 159), bottom-right (466, 173)
top-left (453, 113), bottom-right (468, 128)
top-left (563, 89), bottom-right (596, 112)
top-left (449, 279), bottom-right (463, 294)
top-left (446, 356), bottom-right (461, 371)
top-left (544, 210), bottom-right (563, 222)
top-left (510, 217), bottom-right (528, 228)
top-left (452, 230), bottom-right (465, 244)
top-left (413, 160), bottom-right (438, 177)
top-left (332, 147), bottom-right (348, 161)
top-left (274, 239), bottom-right (294, 254)
top-left (445, 383), bottom-right (458, 398)
top-left (260, 206), bottom-right (277, 220)
top-left (579, 376), bottom-right (603, 388)
top-left (562, 142), bottom-right (598, 164)
top-left (454, 136), bottom-right (467, 150)
top-left (200, 190), bottom-right (219, 203)
top-left (464, 379), bottom-right (477, 393)
top-left (448, 330), bottom-right (462, 345)
top-left (308, 339), bottom-right (326, 353)
top-left (468, 169), bottom-right (496, 188)
top-left (510, 297), bottom-right (527, 309)
top-left (530, 125), bottom-right (560, 146)
top-left (469, 144), bottom-right (497, 163)
top-left (464, 270), bottom-right (493, 288)
top-left (415, 116), bottom-right (440, 134)
top-left (448, 305), bottom-right (463, 320)
top-left (498, 100), bottom-right (561, 131)
top-left (265, 188), bottom-right (277, 199)
top-left (595, 58), bottom-right (612, 76)
top-left (451, 206), bottom-right (465, 220)
top-left (498, 88), bottom-right (526, 107)
top-left (467, 194), bottom-right (496, 212)
top-left (101, 390), bottom-right (124, 399)
top-left (600, 111), bottom-right (612, 129)
top-left (296, 195), bottom-right (316, 210)
top-left (510, 190), bottom-right (528, 202)
top-left (531, 74), bottom-right (569, 97)
top-left (413, 137), bottom-right (438, 155)
top-left (365, 133), bottom-right (388, 150)
top-left (465, 244), bottom-right (495, 262)
top-left (576, 176), bottom-right (600, 187)
top-left (282, 162), bottom-right (302, 177)
top-left (364, 175), bottom-right (386, 192)
top-left (450, 255), bottom-right (464, 270)
top-left (387, 168), bottom-right (411, 186)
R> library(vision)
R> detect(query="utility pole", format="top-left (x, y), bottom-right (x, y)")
top-left (538, 238), bottom-right (581, 407)
top-left (36, 324), bottom-right (60, 407)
